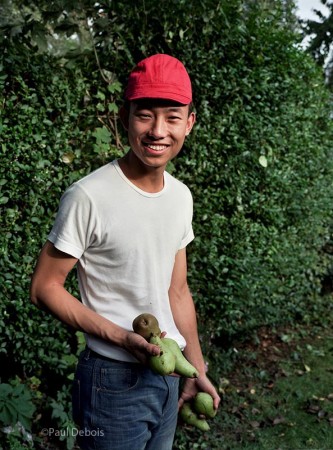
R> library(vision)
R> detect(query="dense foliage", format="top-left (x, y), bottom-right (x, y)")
top-left (1, 0), bottom-right (333, 447)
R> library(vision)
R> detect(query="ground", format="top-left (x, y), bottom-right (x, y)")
top-left (174, 321), bottom-right (333, 449)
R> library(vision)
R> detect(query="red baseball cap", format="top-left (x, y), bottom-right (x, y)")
top-left (125, 54), bottom-right (192, 105)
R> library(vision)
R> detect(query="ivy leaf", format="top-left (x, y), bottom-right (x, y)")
top-left (259, 155), bottom-right (268, 167)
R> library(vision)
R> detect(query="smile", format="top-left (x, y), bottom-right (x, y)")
top-left (145, 144), bottom-right (169, 152)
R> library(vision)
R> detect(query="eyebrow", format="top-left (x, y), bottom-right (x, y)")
top-left (134, 106), bottom-right (184, 112)
top-left (166, 107), bottom-right (184, 112)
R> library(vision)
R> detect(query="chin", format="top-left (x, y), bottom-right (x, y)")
top-left (142, 156), bottom-right (169, 168)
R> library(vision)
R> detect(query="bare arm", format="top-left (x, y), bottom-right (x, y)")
top-left (30, 241), bottom-right (160, 362)
top-left (169, 247), bottom-right (220, 410)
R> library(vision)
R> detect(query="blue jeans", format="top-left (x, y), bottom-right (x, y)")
top-left (72, 348), bottom-right (180, 450)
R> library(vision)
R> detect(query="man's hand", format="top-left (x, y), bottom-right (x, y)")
top-left (179, 375), bottom-right (221, 411)
top-left (123, 331), bottom-right (161, 364)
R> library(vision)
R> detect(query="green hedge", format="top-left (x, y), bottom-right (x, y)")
top-left (175, 2), bottom-right (333, 337)
top-left (1, 51), bottom-right (82, 376)
top-left (2, 0), bottom-right (333, 374)
top-left (1, 1), bottom-right (333, 445)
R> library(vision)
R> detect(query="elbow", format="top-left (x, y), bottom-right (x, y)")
top-left (30, 293), bottom-right (39, 308)
top-left (30, 290), bottom-right (47, 312)
top-left (30, 278), bottom-right (42, 308)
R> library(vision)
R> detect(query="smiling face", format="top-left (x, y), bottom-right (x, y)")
top-left (122, 99), bottom-right (196, 170)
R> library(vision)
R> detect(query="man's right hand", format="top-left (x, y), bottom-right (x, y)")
top-left (123, 331), bottom-right (161, 364)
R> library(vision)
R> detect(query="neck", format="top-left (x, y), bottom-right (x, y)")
top-left (118, 151), bottom-right (165, 193)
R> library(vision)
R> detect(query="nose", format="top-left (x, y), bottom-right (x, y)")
top-left (148, 116), bottom-right (166, 139)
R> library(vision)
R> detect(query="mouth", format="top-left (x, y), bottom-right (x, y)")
top-left (144, 143), bottom-right (169, 155)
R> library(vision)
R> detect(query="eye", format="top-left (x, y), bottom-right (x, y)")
top-left (136, 113), bottom-right (152, 120)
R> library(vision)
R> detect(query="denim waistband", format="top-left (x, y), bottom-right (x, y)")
top-left (84, 346), bottom-right (140, 365)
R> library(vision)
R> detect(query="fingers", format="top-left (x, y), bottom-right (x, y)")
top-left (147, 342), bottom-right (160, 356)
top-left (202, 383), bottom-right (221, 410)
top-left (180, 376), bottom-right (221, 413)
top-left (178, 389), bottom-right (192, 409)
top-left (178, 397), bottom-right (184, 409)
top-left (125, 331), bottom-right (160, 362)
top-left (213, 395), bottom-right (221, 410)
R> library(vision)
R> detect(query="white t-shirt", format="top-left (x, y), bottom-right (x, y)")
top-left (48, 160), bottom-right (194, 362)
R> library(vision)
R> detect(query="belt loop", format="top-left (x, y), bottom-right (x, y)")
top-left (84, 346), bottom-right (91, 361)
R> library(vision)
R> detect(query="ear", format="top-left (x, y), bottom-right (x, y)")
top-left (119, 106), bottom-right (129, 130)
top-left (185, 112), bottom-right (196, 136)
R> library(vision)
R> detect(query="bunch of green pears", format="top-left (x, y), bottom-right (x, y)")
top-left (132, 313), bottom-right (199, 378)
top-left (180, 392), bottom-right (217, 431)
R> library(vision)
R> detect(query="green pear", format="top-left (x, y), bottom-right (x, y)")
top-left (162, 338), bottom-right (199, 378)
top-left (193, 392), bottom-right (216, 419)
top-left (148, 335), bottom-right (176, 375)
top-left (180, 402), bottom-right (210, 431)
top-left (132, 313), bottom-right (161, 340)
top-left (132, 314), bottom-right (199, 378)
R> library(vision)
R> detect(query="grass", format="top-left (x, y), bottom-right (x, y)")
top-left (174, 322), bottom-right (333, 450)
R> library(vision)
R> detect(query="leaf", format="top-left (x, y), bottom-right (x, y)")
top-left (304, 364), bottom-right (311, 372)
top-left (17, 414), bottom-right (32, 431)
top-left (108, 102), bottom-right (119, 113)
top-left (96, 91), bottom-right (106, 101)
top-left (12, 383), bottom-right (26, 396)
top-left (0, 401), bottom-right (18, 424)
top-left (317, 409), bottom-right (327, 419)
top-left (280, 334), bottom-right (291, 343)
top-left (272, 415), bottom-right (286, 425)
top-left (0, 408), bottom-right (14, 426)
top-left (249, 420), bottom-right (261, 428)
top-left (92, 127), bottom-right (111, 143)
top-left (0, 384), bottom-right (13, 399)
top-left (259, 155), bottom-right (268, 167)
top-left (0, 196), bottom-right (9, 205)
top-left (62, 152), bottom-right (75, 164)
top-left (18, 401), bottom-right (35, 417)
top-left (107, 81), bottom-right (122, 94)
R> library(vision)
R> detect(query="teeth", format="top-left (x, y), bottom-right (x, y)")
top-left (147, 145), bottom-right (167, 151)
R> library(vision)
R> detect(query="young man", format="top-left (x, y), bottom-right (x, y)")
top-left (30, 54), bottom-right (220, 450)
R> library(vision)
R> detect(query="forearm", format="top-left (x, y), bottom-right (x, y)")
top-left (168, 248), bottom-right (220, 408)
top-left (170, 283), bottom-right (220, 408)
top-left (31, 281), bottom-right (128, 347)
top-left (169, 283), bottom-right (206, 376)
top-left (31, 242), bottom-right (161, 363)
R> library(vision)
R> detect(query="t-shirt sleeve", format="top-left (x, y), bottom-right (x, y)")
top-left (179, 226), bottom-right (194, 249)
top-left (48, 183), bottom-right (98, 259)
top-left (179, 187), bottom-right (195, 249)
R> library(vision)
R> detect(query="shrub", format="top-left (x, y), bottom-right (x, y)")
top-left (0, 379), bottom-right (36, 448)
top-left (2, 0), bottom-right (333, 370)
top-left (1, 6), bottom-right (333, 449)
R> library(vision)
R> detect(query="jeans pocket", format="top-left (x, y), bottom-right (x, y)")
top-left (72, 378), bottom-right (81, 426)
top-left (100, 366), bottom-right (139, 393)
